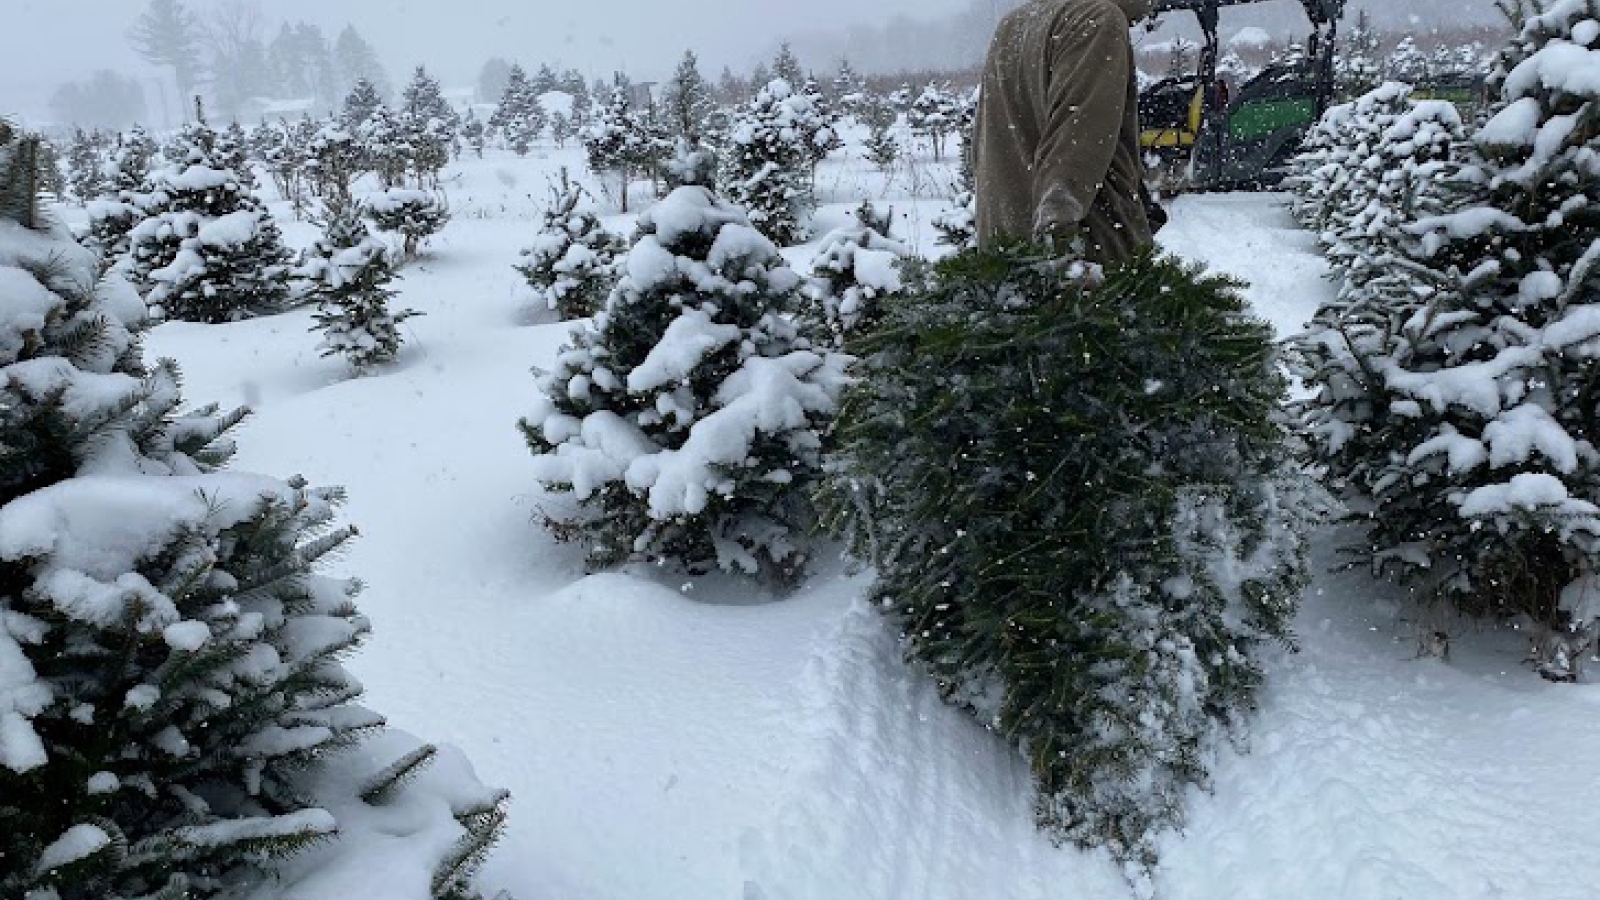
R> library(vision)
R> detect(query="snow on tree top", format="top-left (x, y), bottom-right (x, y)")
top-left (0, 473), bottom-right (307, 582)
top-left (639, 185), bottom-right (751, 247)
top-left (199, 210), bottom-right (269, 248)
top-left (364, 189), bottom-right (435, 214)
top-left (155, 163), bottom-right (239, 193)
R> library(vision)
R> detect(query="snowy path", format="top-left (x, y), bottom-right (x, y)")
top-left (146, 176), bottom-right (1600, 900)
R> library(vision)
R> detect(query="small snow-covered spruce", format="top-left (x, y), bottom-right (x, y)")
top-left (819, 243), bottom-right (1310, 868)
top-left (722, 79), bottom-right (818, 245)
top-left (402, 66), bottom-right (460, 187)
top-left (582, 87), bottom-right (664, 214)
top-left (306, 200), bottom-right (420, 370)
top-left (515, 169), bottom-right (624, 320)
top-left (907, 82), bottom-right (962, 161)
top-left (521, 185), bottom-right (851, 584)
top-left (0, 129), bottom-right (507, 900)
top-left (1321, 101), bottom-right (1467, 318)
top-left (932, 192), bottom-right (977, 253)
top-left (864, 111), bottom-right (901, 176)
top-left (1282, 82), bottom-right (1414, 240)
top-left (799, 78), bottom-right (843, 173)
top-left (85, 127), bottom-right (163, 266)
top-left (342, 77), bottom-right (387, 129)
top-left (65, 128), bottom-right (106, 204)
top-left (1389, 35), bottom-right (1432, 85)
top-left (126, 118), bottom-right (294, 323)
top-left (490, 64), bottom-right (547, 157)
top-left (663, 50), bottom-right (714, 141)
top-left (364, 188), bottom-right (450, 262)
top-left (806, 201), bottom-right (912, 343)
top-left (1335, 10), bottom-right (1384, 97)
top-left (462, 107), bottom-right (487, 158)
top-left (1297, 0), bottom-right (1600, 680)
top-left (1291, 100), bottom-right (1469, 529)
top-left (219, 121), bottom-right (258, 192)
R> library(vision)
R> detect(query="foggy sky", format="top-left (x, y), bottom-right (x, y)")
top-left (4, 0), bottom-right (973, 121)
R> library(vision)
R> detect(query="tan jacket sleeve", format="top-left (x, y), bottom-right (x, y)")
top-left (1030, 7), bottom-right (1132, 241)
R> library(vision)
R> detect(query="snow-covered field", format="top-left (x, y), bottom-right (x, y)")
top-left (137, 140), bottom-right (1600, 900)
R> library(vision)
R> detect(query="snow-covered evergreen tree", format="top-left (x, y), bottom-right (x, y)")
top-left (799, 77), bottom-right (843, 170)
top-left (356, 106), bottom-right (412, 189)
top-left (1283, 82), bottom-right (1413, 237)
top-left (663, 50), bottom-right (714, 141)
top-left (806, 200), bottom-right (911, 342)
top-left (549, 110), bottom-right (574, 148)
top-left (582, 88), bottom-right (663, 213)
top-left (219, 121), bottom-right (259, 192)
top-left (85, 128), bottom-right (161, 265)
top-left (1388, 36), bottom-right (1431, 85)
top-left (401, 65), bottom-right (459, 185)
top-left (65, 129), bottom-right (105, 204)
top-left (522, 185), bottom-right (849, 583)
top-left (864, 112), bottom-right (901, 176)
top-left (342, 77), bottom-right (387, 129)
top-left (833, 59), bottom-right (867, 118)
top-left (462, 106), bottom-right (487, 158)
top-left (34, 136), bottom-right (65, 201)
top-left (1336, 10), bottom-right (1383, 97)
top-left (364, 188), bottom-right (450, 262)
top-left (306, 199), bottom-right (420, 370)
top-left (302, 119), bottom-right (360, 201)
top-left (515, 170), bottom-right (624, 320)
top-left (491, 64), bottom-right (546, 156)
top-left (1321, 100), bottom-right (1466, 307)
top-left (771, 42), bottom-right (805, 88)
top-left (0, 122), bottom-right (506, 900)
top-left (820, 243), bottom-right (1309, 867)
top-left (723, 79), bottom-right (817, 245)
top-left (1297, 0), bottom-right (1600, 679)
top-left (126, 118), bottom-right (294, 322)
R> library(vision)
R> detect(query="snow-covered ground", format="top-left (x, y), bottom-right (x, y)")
top-left (139, 140), bottom-right (1600, 900)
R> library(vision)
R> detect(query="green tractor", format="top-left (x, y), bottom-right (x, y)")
top-left (1140, 0), bottom-right (1345, 191)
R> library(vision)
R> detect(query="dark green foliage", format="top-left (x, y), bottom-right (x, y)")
top-left (359, 745), bottom-right (439, 805)
top-left (431, 791), bottom-right (511, 900)
top-left (822, 245), bottom-right (1308, 866)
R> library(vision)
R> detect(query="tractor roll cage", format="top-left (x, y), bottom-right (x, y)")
top-left (1150, 0), bottom-right (1346, 114)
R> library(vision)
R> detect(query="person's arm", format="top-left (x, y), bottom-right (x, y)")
top-left (1030, 5), bottom-right (1133, 244)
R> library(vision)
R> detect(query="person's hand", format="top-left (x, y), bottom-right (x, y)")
top-left (1032, 219), bottom-right (1087, 258)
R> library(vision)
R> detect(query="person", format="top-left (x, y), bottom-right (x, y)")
top-left (974, 0), bottom-right (1163, 265)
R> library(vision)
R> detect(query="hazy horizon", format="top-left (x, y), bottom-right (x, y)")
top-left (4, 0), bottom-right (974, 123)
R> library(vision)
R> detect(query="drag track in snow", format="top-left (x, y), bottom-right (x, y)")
top-left (144, 165), bottom-right (1600, 900)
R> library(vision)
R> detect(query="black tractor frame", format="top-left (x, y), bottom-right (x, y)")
top-left (1143, 0), bottom-right (1346, 191)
